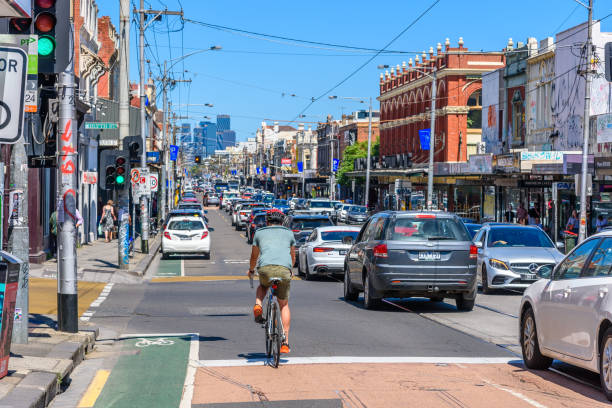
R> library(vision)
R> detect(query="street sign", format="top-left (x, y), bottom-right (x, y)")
top-left (82, 171), bottom-right (98, 185)
top-left (131, 167), bottom-right (150, 197)
top-left (297, 161), bottom-right (303, 173)
top-left (150, 174), bottom-right (158, 192)
top-left (169, 145), bottom-right (179, 161)
top-left (0, 46), bottom-right (27, 144)
top-left (419, 129), bottom-right (431, 150)
top-left (146, 151), bottom-right (160, 164)
top-left (0, 35), bottom-right (38, 113)
top-left (84, 122), bottom-right (118, 130)
top-left (333, 158), bottom-right (339, 172)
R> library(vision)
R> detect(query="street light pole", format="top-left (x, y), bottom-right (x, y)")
top-left (427, 69), bottom-right (437, 210)
top-left (365, 97), bottom-right (373, 209)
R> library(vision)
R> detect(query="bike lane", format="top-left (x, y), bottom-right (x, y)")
top-left (88, 334), bottom-right (194, 408)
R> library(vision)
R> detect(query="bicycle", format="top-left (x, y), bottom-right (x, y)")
top-left (250, 274), bottom-right (285, 368)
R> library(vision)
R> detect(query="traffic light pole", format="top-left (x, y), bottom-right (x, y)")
top-left (56, 21), bottom-right (78, 333)
top-left (118, 0), bottom-right (130, 270)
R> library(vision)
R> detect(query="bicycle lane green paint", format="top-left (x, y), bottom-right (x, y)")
top-left (93, 335), bottom-right (191, 408)
top-left (156, 258), bottom-right (181, 276)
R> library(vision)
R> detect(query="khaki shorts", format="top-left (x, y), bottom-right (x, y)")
top-left (258, 265), bottom-right (292, 300)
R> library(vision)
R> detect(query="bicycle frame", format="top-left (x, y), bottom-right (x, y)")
top-left (262, 280), bottom-right (286, 367)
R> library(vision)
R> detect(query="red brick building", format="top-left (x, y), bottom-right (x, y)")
top-left (379, 38), bottom-right (505, 165)
top-left (337, 111), bottom-right (380, 162)
top-left (96, 16), bottom-right (119, 100)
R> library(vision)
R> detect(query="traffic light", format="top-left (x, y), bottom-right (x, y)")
top-left (123, 136), bottom-right (142, 163)
top-left (100, 150), bottom-right (130, 190)
top-left (30, 0), bottom-right (70, 74)
top-left (195, 155), bottom-right (202, 164)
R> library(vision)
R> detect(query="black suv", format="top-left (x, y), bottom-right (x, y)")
top-left (343, 211), bottom-right (477, 311)
top-left (282, 214), bottom-right (334, 250)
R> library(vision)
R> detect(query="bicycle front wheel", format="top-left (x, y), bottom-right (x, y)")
top-left (265, 302), bottom-right (273, 358)
top-left (271, 302), bottom-right (282, 368)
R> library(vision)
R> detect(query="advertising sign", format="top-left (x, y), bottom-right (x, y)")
top-left (467, 154), bottom-right (493, 174)
top-left (281, 158), bottom-right (292, 167)
top-left (169, 145), bottom-right (179, 161)
top-left (297, 161), bottom-right (303, 172)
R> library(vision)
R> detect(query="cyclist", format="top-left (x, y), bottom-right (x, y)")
top-left (247, 211), bottom-right (295, 354)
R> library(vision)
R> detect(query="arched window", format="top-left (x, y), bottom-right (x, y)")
top-left (467, 89), bottom-right (482, 129)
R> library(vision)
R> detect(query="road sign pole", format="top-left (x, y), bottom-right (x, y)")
top-left (138, 0), bottom-right (149, 254)
top-left (56, 21), bottom-right (78, 333)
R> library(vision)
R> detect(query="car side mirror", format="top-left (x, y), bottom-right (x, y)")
top-left (474, 241), bottom-right (483, 248)
top-left (342, 236), bottom-right (354, 245)
top-left (555, 241), bottom-right (564, 250)
top-left (204, 210), bottom-right (208, 214)
top-left (536, 264), bottom-right (554, 280)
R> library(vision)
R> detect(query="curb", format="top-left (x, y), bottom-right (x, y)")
top-left (128, 235), bottom-right (161, 277)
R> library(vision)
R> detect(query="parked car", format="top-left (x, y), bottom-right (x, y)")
top-left (519, 230), bottom-right (612, 400)
top-left (162, 209), bottom-right (207, 230)
top-left (331, 201), bottom-right (343, 221)
top-left (282, 214), bottom-right (335, 251)
top-left (298, 226), bottom-right (360, 280)
top-left (161, 216), bottom-right (210, 259)
top-left (289, 197), bottom-right (300, 210)
top-left (346, 205), bottom-right (368, 224)
top-left (344, 211), bottom-right (477, 310)
top-left (473, 224), bottom-right (565, 294)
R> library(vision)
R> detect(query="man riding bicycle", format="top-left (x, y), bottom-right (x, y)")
top-left (247, 211), bottom-right (295, 354)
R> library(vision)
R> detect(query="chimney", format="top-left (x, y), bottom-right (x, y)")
top-left (437, 42), bottom-right (442, 54)
top-left (445, 38), bottom-right (450, 51)
top-left (402, 61), bottom-right (407, 72)
top-left (408, 58), bottom-right (413, 67)
top-left (458, 37), bottom-right (464, 49)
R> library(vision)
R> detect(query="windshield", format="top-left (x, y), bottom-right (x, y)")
top-left (321, 230), bottom-right (359, 241)
top-left (487, 227), bottom-right (554, 248)
top-left (350, 206), bottom-right (367, 213)
top-left (389, 217), bottom-right (471, 241)
top-left (274, 199), bottom-right (288, 206)
top-left (168, 220), bottom-right (205, 231)
top-left (291, 219), bottom-right (333, 230)
top-left (179, 204), bottom-right (202, 210)
top-left (310, 201), bottom-right (333, 208)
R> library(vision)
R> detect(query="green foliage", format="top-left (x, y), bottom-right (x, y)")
top-left (337, 138), bottom-right (379, 186)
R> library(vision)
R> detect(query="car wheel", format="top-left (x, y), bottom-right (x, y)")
top-left (481, 266), bottom-right (492, 294)
top-left (521, 307), bottom-right (552, 369)
top-left (231, 219), bottom-right (235, 226)
top-left (455, 294), bottom-right (474, 311)
top-left (363, 272), bottom-right (381, 310)
top-left (343, 266), bottom-right (359, 301)
top-left (235, 224), bottom-right (240, 231)
top-left (161, 252), bottom-right (169, 260)
top-left (203, 252), bottom-right (210, 260)
top-left (429, 296), bottom-right (444, 302)
top-left (600, 327), bottom-right (612, 401)
top-left (303, 259), bottom-right (312, 281)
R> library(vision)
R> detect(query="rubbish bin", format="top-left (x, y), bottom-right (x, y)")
top-left (564, 232), bottom-right (577, 254)
top-left (0, 251), bottom-right (22, 379)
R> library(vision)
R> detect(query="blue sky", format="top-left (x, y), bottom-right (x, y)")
top-left (97, 0), bottom-right (612, 142)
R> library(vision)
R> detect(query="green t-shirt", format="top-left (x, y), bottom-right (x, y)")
top-left (253, 226), bottom-right (296, 270)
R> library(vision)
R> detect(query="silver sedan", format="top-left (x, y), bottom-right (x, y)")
top-left (297, 226), bottom-right (360, 280)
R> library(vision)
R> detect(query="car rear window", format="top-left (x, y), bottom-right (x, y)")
top-left (321, 230), bottom-right (359, 241)
top-left (168, 220), bottom-right (205, 231)
top-left (487, 227), bottom-right (553, 248)
top-left (291, 219), bottom-right (333, 230)
top-left (310, 201), bottom-right (333, 208)
top-left (389, 217), bottom-right (470, 241)
top-left (179, 204), bottom-right (201, 210)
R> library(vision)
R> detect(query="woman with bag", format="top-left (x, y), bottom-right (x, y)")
top-left (101, 200), bottom-right (117, 242)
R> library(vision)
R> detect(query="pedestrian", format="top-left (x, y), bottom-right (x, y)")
top-left (504, 204), bottom-right (514, 223)
top-left (534, 217), bottom-right (544, 230)
top-left (528, 204), bottom-right (540, 225)
top-left (49, 209), bottom-right (57, 258)
top-left (596, 214), bottom-right (608, 233)
top-left (101, 200), bottom-right (116, 242)
top-left (517, 203), bottom-right (528, 225)
top-left (566, 209), bottom-right (579, 233)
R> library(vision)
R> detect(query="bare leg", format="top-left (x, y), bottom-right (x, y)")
top-left (277, 298), bottom-right (290, 343)
top-left (255, 284), bottom-right (266, 307)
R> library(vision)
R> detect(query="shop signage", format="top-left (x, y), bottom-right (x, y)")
top-left (146, 151), bottom-right (160, 164)
top-left (494, 178), bottom-right (518, 187)
top-left (596, 113), bottom-right (612, 144)
top-left (532, 163), bottom-right (563, 174)
top-left (494, 153), bottom-right (520, 173)
top-left (519, 179), bottom-right (553, 188)
top-left (281, 158), bottom-right (292, 167)
top-left (435, 162), bottom-right (467, 175)
top-left (563, 154), bottom-right (594, 175)
top-left (467, 154), bottom-right (493, 174)
top-left (520, 151), bottom-right (564, 161)
top-left (595, 157), bottom-right (612, 175)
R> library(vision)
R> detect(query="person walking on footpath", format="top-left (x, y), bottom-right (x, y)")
top-left (101, 200), bottom-right (116, 242)
top-left (517, 203), bottom-right (528, 225)
top-left (566, 210), bottom-right (580, 233)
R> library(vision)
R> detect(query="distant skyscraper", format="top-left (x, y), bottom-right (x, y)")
top-left (180, 122), bottom-right (192, 145)
top-left (200, 121), bottom-right (217, 157)
top-left (216, 114), bottom-right (232, 150)
top-left (222, 130), bottom-right (236, 149)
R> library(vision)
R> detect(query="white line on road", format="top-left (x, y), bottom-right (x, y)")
top-left (482, 378), bottom-right (548, 408)
top-left (180, 333), bottom-right (200, 408)
top-left (80, 283), bottom-right (114, 321)
top-left (195, 356), bottom-right (519, 367)
top-left (181, 259), bottom-right (185, 277)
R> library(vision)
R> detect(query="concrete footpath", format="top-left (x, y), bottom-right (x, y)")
top-left (30, 235), bottom-right (161, 283)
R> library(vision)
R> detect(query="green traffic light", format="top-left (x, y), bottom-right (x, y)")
top-left (38, 35), bottom-right (55, 57)
top-left (115, 175), bottom-right (125, 184)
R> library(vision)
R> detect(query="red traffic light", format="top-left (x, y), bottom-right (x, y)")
top-left (35, 12), bottom-right (56, 33)
top-left (116, 167), bottom-right (125, 175)
top-left (115, 157), bottom-right (126, 166)
top-left (35, 0), bottom-right (56, 8)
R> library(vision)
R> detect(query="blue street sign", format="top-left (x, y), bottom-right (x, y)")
top-left (169, 145), bottom-right (179, 161)
top-left (146, 151), bottom-right (160, 164)
top-left (333, 158), bottom-right (339, 172)
top-left (297, 161), bottom-right (303, 173)
top-left (263, 167), bottom-right (267, 174)
top-left (419, 129), bottom-right (431, 150)
top-left (256, 167), bottom-right (260, 175)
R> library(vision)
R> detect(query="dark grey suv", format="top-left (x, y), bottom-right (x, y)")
top-left (343, 211), bottom-right (477, 311)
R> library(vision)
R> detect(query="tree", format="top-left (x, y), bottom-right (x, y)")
top-left (337, 138), bottom-right (379, 186)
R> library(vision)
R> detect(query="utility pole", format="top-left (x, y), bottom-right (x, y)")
top-left (578, 0), bottom-right (594, 243)
top-left (365, 97), bottom-right (373, 209)
top-left (329, 133), bottom-right (334, 200)
top-left (426, 70), bottom-right (437, 210)
top-left (56, 20), bottom-right (78, 333)
top-left (117, 0), bottom-right (130, 270)
top-left (136, 2), bottom-right (183, 254)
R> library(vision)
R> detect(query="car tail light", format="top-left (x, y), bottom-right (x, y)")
top-left (164, 231), bottom-right (171, 240)
top-left (292, 229), bottom-right (300, 233)
top-left (201, 231), bottom-right (209, 239)
top-left (416, 214), bottom-right (436, 219)
top-left (313, 247), bottom-right (334, 253)
top-left (469, 245), bottom-right (478, 259)
top-left (251, 223), bottom-right (256, 228)
top-left (373, 244), bottom-right (388, 258)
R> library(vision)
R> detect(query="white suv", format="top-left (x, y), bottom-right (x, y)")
top-left (162, 216), bottom-right (211, 259)
top-left (519, 230), bottom-right (612, 400)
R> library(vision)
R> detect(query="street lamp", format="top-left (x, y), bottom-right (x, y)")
top-left (329, 95), bottom-right (373, 208)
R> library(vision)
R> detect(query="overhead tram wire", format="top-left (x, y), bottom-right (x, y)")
top-left (291, 0), bottom-right (440, 122)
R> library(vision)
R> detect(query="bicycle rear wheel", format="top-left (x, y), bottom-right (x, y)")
top-left (271, 302), bottom-right (282, 368)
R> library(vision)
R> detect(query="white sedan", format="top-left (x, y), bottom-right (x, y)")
top-left (162, 216), bottom-right (211, 259)
top-left (519, 230), bottom-right (612, 400)
top-left (297, 226), bottom-right (360, 280)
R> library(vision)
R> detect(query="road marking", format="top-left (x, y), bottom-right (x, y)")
top-left (151, 275), bottom-right (302, 283)
top-left (77, 369), bottom-right (110, 407)
top-left (181, 259), bottom-right (185, 277)
top-left (179, 333), bottom-right (200, 408)
top-left (482, 378), bottom-right (548, 408)
top-left (135, 337), bottom-right (176, 347)
top-left (196, 356), bottom-right (519, 367)
top-left (80, 283), bottom-right (114, 322)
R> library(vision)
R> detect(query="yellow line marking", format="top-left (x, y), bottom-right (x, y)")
top-left (151, 275), bottom-right (302, 283)
top-left (78, 369), bottom-right (110, 407)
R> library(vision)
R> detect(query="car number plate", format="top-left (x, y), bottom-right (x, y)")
top-left (338, 250), bottom-right (347, 255)
top-left (180, 237), bottom-right (191, 241)
top-left (521, 273), bottom-right (537, 280)
top-left (418, 251), bottom-right (440, 261)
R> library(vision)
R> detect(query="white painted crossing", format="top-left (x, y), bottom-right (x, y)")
top-left (81, 283), bottom-right (114, 321)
